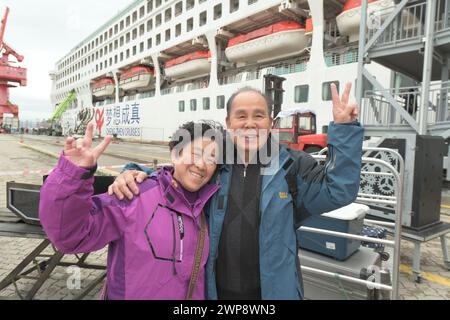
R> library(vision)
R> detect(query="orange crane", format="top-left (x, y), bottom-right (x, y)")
top-left (0, 6), bottom-right (26, 127)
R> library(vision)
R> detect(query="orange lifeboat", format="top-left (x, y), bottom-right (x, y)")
top-left (91, 77), bottom-right (115, 98)
top-left (119, 65), bottom-right (155, 91)
top-left (305, 17), bottom-right (313, 35)
top-left (336, 0), bottom-right (396, 42)
top-left (225, 21), bottom-right (308, 64)
top-left (165, 51), bottom-right (211, 80)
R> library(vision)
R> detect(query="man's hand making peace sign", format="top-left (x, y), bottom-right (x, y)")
top-left (64, 122), bottom-right (112, 167)
top-left (331, 82), bottom-right (359, 124)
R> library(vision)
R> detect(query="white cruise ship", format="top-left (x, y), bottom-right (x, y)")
top-left (49, 0), bottom-right (407, 141)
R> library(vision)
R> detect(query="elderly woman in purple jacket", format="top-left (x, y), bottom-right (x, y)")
top-left (39, 121), bottom-right (223, 300)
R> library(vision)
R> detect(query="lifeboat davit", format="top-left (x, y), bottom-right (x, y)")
top-left (336, 0), bottom-right (396, 42)
top-left (119, 66), bottom-right (155, 91)
top-left (91, 77), bottom-right (115, 98)
top-left (225, 21), bottom-right (308, 64)
top-left (165, 51), bottom-right (211, 80)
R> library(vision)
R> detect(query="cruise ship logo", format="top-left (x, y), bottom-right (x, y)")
top-left (95, 108), bottom-right (104, 136)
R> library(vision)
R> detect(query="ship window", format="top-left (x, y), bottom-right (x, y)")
top-left (133, 11), bottom-right (138, 23)
top-left (179, 101), bottom-right (185, 112)
top-left (165, 8), bottom-right (172, 22)
top-left (133, 28), bottom-right (138, 40)
top-left (133, 46), bottom-right (137, 56)
top-left (217, 95), bottom-right (225, 109)
top-left (230, 0), bottom-right (239, 13)
top-left (147, 38), bottom-right (153, 49)
top-left (114, 40), bottom-right (118, 49)
top-left (175, 2), bottom-right (183, 16)
top-left (120, 36), bottom-right (124, 46)
top-left (165, 29), bottom-right (171, 41)
top-left (214, 4), bottom-right (222, 20)
top-left (156, 0), bottom-right (162, 7)
top-left (156, 34), bottom-right (161, 45)
top-left (147, 0), bottom-right (153, 13)
top-left (140, 24), bottom-right (145, 36)
top-left (187, 18), bottom-right (194, 32)
top-left (109, 57), bottom-right (112, 66)
top-left (126, 49), bottom-right (130, 59)
top-left (156, 14), bottom-right (162, 27)
top-left (100, 35), bottom-right (103, 43)
top-left (109, 28), bottom-right (113, 38)
top-left (120, 52), bottom-right (124, 61)
top-left (147, 19), bottom-right (153, 32)
top-left (203, 97), bottom-right (210, 110)
top-left (126, 16), bottom-right (131, 27)
top-left (120, 20), bottom-right (124, 31)
top-left (114, 25), bottom-right (118, 35)
top-left (140, 5), bottom-right (145, 18)
top-left (186, 0), bottom-right (195, 11)
top-left (105, 60), bottom-right (108, 68)
top-left (294, 85), bottom-right (309, 103)
top-left (175, 23), bottom-right (182, 37)
top-left (190, 99), bottom-right (197, 111)
top-left (140, 42), bottom-right (145, 52)
top-left (115, 55), bottom-right (118, 64)
top-left (199, 11), bottom-right (207, 26)
top-left (126, 33), bottom-right (131, 43)
top-left (109, 43), bottom-right (113, 51)
top-left (248, 0), bottom-right (258, 4)
top-left (322, 81), bottom-right (339, 101)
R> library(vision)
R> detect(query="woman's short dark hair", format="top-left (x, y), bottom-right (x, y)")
top-left (169, 120), bottom-right (224, 152)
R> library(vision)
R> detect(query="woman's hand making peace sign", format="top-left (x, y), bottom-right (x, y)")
top-left (64, 122), bottom-right (112, 167)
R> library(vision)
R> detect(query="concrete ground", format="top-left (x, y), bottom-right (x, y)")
top-left (0, 133), bottom-right (449, 300)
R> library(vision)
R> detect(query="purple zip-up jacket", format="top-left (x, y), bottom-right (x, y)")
top-left (39, 154), bottom-right (219, 300)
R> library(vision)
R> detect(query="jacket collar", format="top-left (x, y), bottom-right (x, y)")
top-left (157, 166), bottom-right (220, 219)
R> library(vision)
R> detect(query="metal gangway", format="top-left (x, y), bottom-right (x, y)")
top-left (298, 147), bottom-right (404, 300)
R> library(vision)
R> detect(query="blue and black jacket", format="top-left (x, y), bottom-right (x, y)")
top-left (124, 121), bottom-right (364, 299)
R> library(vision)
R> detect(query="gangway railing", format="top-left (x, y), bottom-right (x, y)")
top-left (300, 147), bottom-right (404, 300)
top-left (361, 81), bottom-right (450, 131)
top-left (366, 0), bottom-right (450, 49)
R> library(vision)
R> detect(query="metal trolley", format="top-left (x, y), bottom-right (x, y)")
top-left (299, 147), bottom-right (404, 300)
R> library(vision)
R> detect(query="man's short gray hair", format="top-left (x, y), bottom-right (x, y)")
top-left (226, 87), bottom-right (273, 117)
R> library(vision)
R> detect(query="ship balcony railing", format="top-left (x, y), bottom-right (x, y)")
top-left (218, 59), bottom-right (308, 85)
top-left (361, 81), bottom-right (450, 134)
top-left (367, 0), bottom-right (450, 50)
top-left (324, 46), bottom-right (359, 67)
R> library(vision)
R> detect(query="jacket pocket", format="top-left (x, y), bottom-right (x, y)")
top-left (144, 205), bottom-right (182, 285)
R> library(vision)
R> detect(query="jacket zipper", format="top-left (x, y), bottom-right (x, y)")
top-left (177, 213), bottom-right (184, 261)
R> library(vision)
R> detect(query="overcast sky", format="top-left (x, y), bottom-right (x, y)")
top-left (2, 0), bottom-right (134, 121)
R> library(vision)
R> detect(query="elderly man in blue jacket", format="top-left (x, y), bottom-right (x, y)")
top-left (109, 82), bottom-right (363, 300)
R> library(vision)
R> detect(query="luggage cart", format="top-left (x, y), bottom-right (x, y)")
top-left (300, 147), bottom-right (404, 300)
